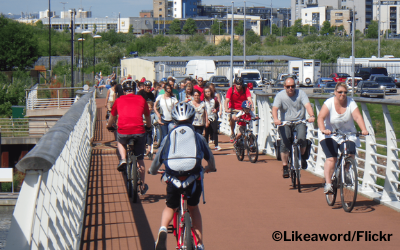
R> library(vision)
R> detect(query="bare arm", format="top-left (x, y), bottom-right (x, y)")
top-left (351, 108), bottom-right (369, 135)
top-left (304, 102), bottom-right (315, 123)
top-left (272, 106), bottom-right (281, 126)
top-left (107, 115), bottom-right (117, 129)
top-left (317, 104), bottom-right (331, 135)
top-left (247, 96), bottom-right (254, 111)
top-left (105, 90), bottom-right (110, 107)
top-left (224, 97), bottom-right (231, 113)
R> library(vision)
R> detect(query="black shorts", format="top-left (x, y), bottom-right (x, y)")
top-left (320, 138), bottom-right (356, 158)
top-left (166, 180), bottom-right (202, 209)
top-left (117, 133), bottom-right (146, 160)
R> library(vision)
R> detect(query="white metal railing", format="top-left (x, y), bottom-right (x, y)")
top-left (0, 118), bottom-right (59, 137)
top-left (26, 87), bottom-right (84, 110)
top-left (5, 88), bottom-right (97, 250)
top-left (216, 88), bottom-right (400, 211)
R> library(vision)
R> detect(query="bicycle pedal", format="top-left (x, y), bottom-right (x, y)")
top-left (167, 225), bottom-right (175, 233)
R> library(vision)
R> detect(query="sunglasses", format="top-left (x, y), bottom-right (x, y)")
top-left (337, 91), bottom-right (348, 94)
top-left (285, 85), bottom-right (295, 89)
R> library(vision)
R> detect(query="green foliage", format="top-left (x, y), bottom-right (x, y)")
top-left (320, 21), bottom-right (335, 35)
top-left (235, 20), bottom-right (244, 35)
top-left (282, 35), bottom-right (299, 45)
top-left (291, 19), bottom-right (303, 36)
top-left (0, 16), bottom-right (39, 71)
top-left (264, 35), bottom-right (277, 46)
top-left (211, 19), bottom-right (225, 35)
top-left (169, 19), bottom-right (181, 34)
top-left (0, 71), bottom-right (31, 117)
top-left (128, 24), bottom-right (133, 34)
top-left (182, 18), bottom-right (197, 35)
top-left (271, 24), bottom-right (280, 36)
top-left (366, 20), bottom-right (378, 38)
top-left (245, 30), bottom-right (261, 46)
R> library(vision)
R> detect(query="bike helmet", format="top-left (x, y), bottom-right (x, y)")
top-left (122, 80), bottom-right (135, 92)
top-left (171, 102), bottom-right (196, 124)
top-left (144, 81), bottom-right (152, 87)
top-left (241, 100), bottom-right (252, 109)
top-left (110, 80), bottom-right (117, 87)
top-left (235, 77), bottom-right (243, 85)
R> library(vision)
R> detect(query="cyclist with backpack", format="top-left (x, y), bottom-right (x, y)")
top-left (149, 102), bottom-right (216, 250)
top-left (272, 77), bottom-right (315, 178)
top-left (224, 77), bottom-right (254, 142)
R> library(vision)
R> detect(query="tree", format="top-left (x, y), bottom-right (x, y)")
top-left (271, 24), bottom-right (280, 36)
top-left (366, 20), bottom-right (378, 38)
top-left (0, 16), bottom-right (39, 71)
top-left (245, 29), bottom-right (260, 45)
top-left (169, 19), bottom-right (181, 34)
top-left (128, 24), bottom-right (133, 34)
top-left (320, 21), bottom-right (335, 35)
top-left (291, 19), bottom-right (303, 36)
top-left (182, 18), bottom-right (197, 35)
top-left (235, 20), bottom-right (244, 35)
top-left (211, 19), bottom-right (225, 35)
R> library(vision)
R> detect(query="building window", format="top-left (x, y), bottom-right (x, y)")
top-left (305, 13), bottom-right (307, 16)
top-left (174, 8), bottom-right (176, 11)
top-left (159, 8), bottom-right (162, 11)
top-left (159, 2), bottom-right (162, 5)
top-left (335, 19), bottom-right (343, 23)
top-left (335, 13), bottom-right (343, 16)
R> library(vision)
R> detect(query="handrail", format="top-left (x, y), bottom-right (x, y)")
top-left (5, 87), bottom-right (97, 250)
top-left (216, 88), bottom-right (400, 212)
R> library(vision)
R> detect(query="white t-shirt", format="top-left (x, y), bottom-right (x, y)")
top-left (318, 96), bottom-right (360, 147)
top-left (189, 101), bottom-right (206, 126)
top-left (156, 95), bottom-right (178, 121)
top-left (204, 98), bottom-right (216, 121)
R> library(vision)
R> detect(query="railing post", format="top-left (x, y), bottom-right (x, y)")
top-left (359, 103), bottom-right (379, 195)
top-left (381, 104), bottom-right (400, 203)
top-left (313, 99), bottom-right (324, 176)
top-left (57, 89), bottom-right (60, 109)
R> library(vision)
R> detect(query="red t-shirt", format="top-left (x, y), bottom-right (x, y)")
top-left (194, 85), bottom-right (206, 100)
top-left (111, 94), bottom-right (150, 135)
top-left (226, 87), bottom-right (251, 110)
top-left (238, 112), bottom-right (252, 126)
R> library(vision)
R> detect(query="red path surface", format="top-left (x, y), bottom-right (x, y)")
top-left (81, 98), bottom-right (400, 250)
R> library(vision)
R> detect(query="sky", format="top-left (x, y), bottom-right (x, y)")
top-left (1, 0), bottom-right (291, 19)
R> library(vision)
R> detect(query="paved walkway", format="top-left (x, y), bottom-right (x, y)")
top-left (81, 98), bottom-right (400, 250)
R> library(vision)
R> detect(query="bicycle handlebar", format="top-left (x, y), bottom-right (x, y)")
top-left (236, 118), bottom-right (259, 123)
top-left (323, 130), bottom-right (369, 137)
top-left (276, 119), bottom-right (309, 128)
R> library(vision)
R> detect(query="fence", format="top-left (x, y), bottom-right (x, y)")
top-left (0, 118), bottom-right (59, 137)
top-left (216, 88), bottom-right (400, 211)
top-left (5, 87), bottom-right (97, 250)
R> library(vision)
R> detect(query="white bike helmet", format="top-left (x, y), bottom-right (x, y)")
top-left (171, 102), bottom-right (196, 124)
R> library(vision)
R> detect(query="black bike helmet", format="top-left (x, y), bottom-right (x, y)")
top-left (122, 80), bottom-right (135, 92)
top-left (171, 102), bottom-right (196, 124)
top-left (235, 77), bottom-right (243, 85)
top-left (144, 81), bottom-right (152, 87)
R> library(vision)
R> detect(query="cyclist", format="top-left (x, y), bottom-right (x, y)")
top-left (224, 77), bottom-right (254, 142)
top-left (138, 81), bottom-right (156, 102)
top-left (317, 82), bottom-right (368, 194)
top-left (272, 77), bottom-right (315, 178)
top-left (149, 102), bottom-right (216, 250)
top-left (233, 100), bottom-right (259, 149)
top-left (107, 80), bottom-right (152, 195)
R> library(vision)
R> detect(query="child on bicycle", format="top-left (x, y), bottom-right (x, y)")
top-left (233, 100), bottom-right (259, 148)
top-left (149, 102), bottom-right (216, 250)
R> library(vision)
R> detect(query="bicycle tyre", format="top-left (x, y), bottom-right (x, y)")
top-left (246, 134), bottom-right (258, 163)
top-left (127, 151), bottom-right (133, 198)
top-left (184, 212), bottom-right (194, 250)
top-left (235, 138), bottom-right (245, 161)
top-left (340, 157), bottom-right (358, 212)
top-left (153, 125), bottom-right (162, 149)
top-left (326, 174), bottom-right (338, 206)
top-left (293, 146), bottom-right (301, 192)
top-left (291, 169), bottom-right (296, 188)
top-left (131, 155), bottom-right (138, 203)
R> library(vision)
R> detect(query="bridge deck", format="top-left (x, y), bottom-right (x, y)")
top-left (81, 98), bottom-right (400, 250)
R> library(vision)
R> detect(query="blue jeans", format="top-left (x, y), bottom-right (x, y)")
top-left (161, 119), bottom-right (173, 141)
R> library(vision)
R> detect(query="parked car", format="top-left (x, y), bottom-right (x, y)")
top-left (328, 73), bottom-right (350, 83)
top-left (355, 81), bottom-right (385, 98)
top-left (271, 73), bottom-right (299, 86)
top-left (389, 73), bottom-right (400, 87)
top-left (313, 77), bottom-right (335, 93)
top-left (355, 67), bottom-right (388, 80)
top-left (322, 82), bottom-right (337, 94)
top-left (369, 76), bottom-right (397, 93)
top-left (208, 75), bottom-right (230, 87)
top-left (346, 77), bottom-right (363, 91)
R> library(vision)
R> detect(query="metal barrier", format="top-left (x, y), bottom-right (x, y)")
top-left (26, 86), bottom-right (84, 110)
top-left (0, 118), bottom-right (59, 137)
top-left (216, 88), bottom-right (400, 211)
top-left (5, 87), bottom-right (97, 250)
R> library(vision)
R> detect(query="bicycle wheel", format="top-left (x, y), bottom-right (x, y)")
top-left (246, 134), bottom-right (258, 163)
top-left (153, 125), bottom-right (162, 149)
top-left (235, 138), bottom-right (245, 161)
top-left (183, 212), bottom-right (194, 250)
top-left (326, 174), bottom-right (338, 206)
top-left (291, 169), bottom-right (296, 188)
top-left (131, 156), bottom-right (138, 203)
top-left (127, 151), bottom-right (133, 198)
top-left (293, 146), bottom-right (301, 192)
top-left (340, 157), bottom-right (358, 212)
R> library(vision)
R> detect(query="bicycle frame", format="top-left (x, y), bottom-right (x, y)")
top-left (174, 192), bottom-right (198, 249)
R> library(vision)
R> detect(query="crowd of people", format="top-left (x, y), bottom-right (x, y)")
top-left (104, 74), bottom-right (369, 250)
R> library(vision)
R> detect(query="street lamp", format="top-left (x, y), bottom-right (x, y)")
top-left (80, 30), bottom-right (91, 84)
top-left (218, 20), bottom-right (222, 35)
top-left (280, 20), bottom-right (283, 36)
top-left (93, 35), bottom-right (102, 86)
top-left (77, 37), bottom-right (84, 83)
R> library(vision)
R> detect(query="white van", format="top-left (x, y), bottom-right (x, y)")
top-left (186, 60), bottom-right (216, 81)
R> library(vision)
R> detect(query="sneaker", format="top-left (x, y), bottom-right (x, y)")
top-left (230, 134), bottom-right (235, 143)
top-left (282, 166), bottom-right (289, 178)
top-left (215, 145), bottom-right (221, 151)
top-left (197, 244), bottom-right (205, 250)
top-left (301, 158), bottom-right (308, 169)
top-left (324, 183), bottom-right (334, 194)
top-left (117, 159), bottom-right (126, 172)
top-left (140, 184), bottom-right (149, 195)
top-left (155, 227), bottom-right (167, 250)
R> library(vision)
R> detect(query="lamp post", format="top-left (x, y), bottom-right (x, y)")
top-left (378, 0), bottom-right (381, 57)
top-left (244, 1), bottom-right (246, 68)
top-left (80, 30), bottom-right (91, 84)
top-left (93, 34), bottom-right (101, 86)
top-left (280, 20), bottom-right (283, 36)
top-left (77, 37), bottom-right (84, 83)
top-left (218, 20), bottom-right (222, 35)
top-left (347, 5), bottom-right (355, 97)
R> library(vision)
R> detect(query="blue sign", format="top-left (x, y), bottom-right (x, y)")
top-left (129, 51), bottom-right (138, 57)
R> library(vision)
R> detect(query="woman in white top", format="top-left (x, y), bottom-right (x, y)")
top-left (203, 86), bottom-right (221, 151)
top-left (105, 80), bottom-right (117, 111)
top-left (154, 83), bottom-right (178, 140)
top-left (317, 82), bottom-right (368, 194)
top-left (189, 89), bottom-right (209, 135)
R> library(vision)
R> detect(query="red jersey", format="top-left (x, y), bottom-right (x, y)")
top-left (236, 110), bottom-right (255, 126)
top-left (111, 94), bottom-right (150, 135)
top-left (226, 87), bottom-right (251, 110)
top-left (194, 85), bottom-right (206, 100)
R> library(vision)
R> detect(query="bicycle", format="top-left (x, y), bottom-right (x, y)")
top-left (325, 131), bottom-right (364, 212)
top-left (233, 118), bottom-right (259, 163)
top-left (108, 126), bottom-right (144, 203)
top-left (277, 120), bottom-right (308, 193)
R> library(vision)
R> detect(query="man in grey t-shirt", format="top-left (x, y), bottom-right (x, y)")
top-left (272, 77), bottom-right (315, 178)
